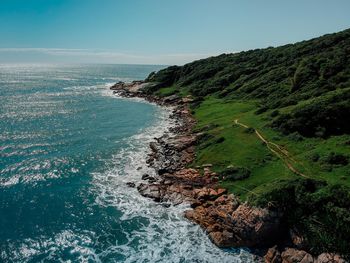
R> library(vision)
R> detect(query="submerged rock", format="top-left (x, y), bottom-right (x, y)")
top-left (126, 182), bottom-right (136, 188)
top-left (137, 183), bottom-right (162, 202)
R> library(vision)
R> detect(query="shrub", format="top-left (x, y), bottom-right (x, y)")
top-left (196, 132), bottom-right (214, 145)
top-left (215, 137), bottom-right (225, 144)
top-left (320, 152), bottom-right (349, 166)
top-left (270, 110), bottom-right (280, 117)
top-left (309, 153), bottom-right (320, 162)
top-left (244, 127), bottom-right (255, 134)
top-left (287, 132), bottom-right (304, 141)
top-left (221, 166), bottom-right (251, 181)
top-left (255, 107), bottom-right (268, 115)
top-left (272, 89), bottom-right (350, 137)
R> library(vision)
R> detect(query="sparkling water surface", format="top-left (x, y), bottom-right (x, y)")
top-left (0, 64), bottom-right (255, 262)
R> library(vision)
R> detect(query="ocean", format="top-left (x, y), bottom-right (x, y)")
top-left (0, 64), bottom-right (255, 262)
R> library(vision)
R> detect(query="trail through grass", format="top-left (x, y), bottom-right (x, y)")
top-left (192, 97), bottom-right (350, 199)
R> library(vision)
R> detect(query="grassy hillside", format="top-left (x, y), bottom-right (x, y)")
top-left (144, 29), bottom-right (350, 255)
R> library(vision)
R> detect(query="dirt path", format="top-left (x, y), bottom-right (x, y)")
top-left (234, 119), bottom-right (308, 178)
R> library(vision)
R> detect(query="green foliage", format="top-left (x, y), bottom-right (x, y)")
top-left (319, 152), bottom-right (349, 166)
top-left (272, 89), bottom-right (350, 137)
top-left (249, 178), bottom-right (350, 256)
top-left (244, 127), bottom-right (255, 134)
top-left (145, 28), bottom-right (350, 138)
top-left (287, 132), bottom-right (304, 142)
top-left (220, 166), bottom-right (251, 181)
top-left (270, 110), bottom-right (279, 117)
top-left (155, 86), bottom-right (178, 97)
top-left (215, 137), bottom-right (225, 143)
top-left (309, 153), bottom-right (320, 162)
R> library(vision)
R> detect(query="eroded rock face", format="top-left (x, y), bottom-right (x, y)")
top-left (185, 194), bottom-right (282, 248)
top-left (147, 134), bottom-right (197, 175)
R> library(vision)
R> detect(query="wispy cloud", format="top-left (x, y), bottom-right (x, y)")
top-left (0, 48), bottom-right (227, 65)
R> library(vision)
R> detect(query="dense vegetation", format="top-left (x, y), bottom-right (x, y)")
top-left (146, 28), bottom-right (350, 137)
top-left (249, 178), bottom-right (350, 256)
top-left (143, 28), bottom-right (350, 256)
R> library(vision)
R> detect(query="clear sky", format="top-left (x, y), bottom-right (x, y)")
top-left (1, 0), bottom-right (350, 65)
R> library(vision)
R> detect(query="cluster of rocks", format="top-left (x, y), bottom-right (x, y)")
top-left (110, 81), bottom-right (193, 107)
top-left (147, 134), bottom-right (196, 175)
top-left (110, 80), bottom-right (145, 92)
top-left (138, 168), bottom-right (221, 205)
top-left (111, 81), bottom-right (347, 263)
top-left (265, 246), bottom-right (347, 263)
top-left (185, 196), bottom-right (282, 248)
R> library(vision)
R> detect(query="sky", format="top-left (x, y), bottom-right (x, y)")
top-left (0, 0), bottom-right (350, 65)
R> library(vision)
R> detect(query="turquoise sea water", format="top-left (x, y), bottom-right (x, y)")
top-left (0, 64), bottom-right (254, 262)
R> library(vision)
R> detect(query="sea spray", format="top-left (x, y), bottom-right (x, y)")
top-left (0, 64), bottom-right (255, 262)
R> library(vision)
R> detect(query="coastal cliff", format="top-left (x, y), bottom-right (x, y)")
top-left (110, 79), bottom-right (348, 263)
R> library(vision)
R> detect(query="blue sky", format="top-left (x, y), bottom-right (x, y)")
top-left (1, 0), bottom-right (350, 64)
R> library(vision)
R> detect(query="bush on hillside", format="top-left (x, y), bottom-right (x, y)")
top-left (320, 152), bottom-right (349, 166)
top-left (145, 29), bottom-right (350, 112)
top-left (220, 166), bottom-right (251, 181)
top-left (271, 89), bottom-right (350, 137)
top-left (249, 178), bottom-right (350, 257)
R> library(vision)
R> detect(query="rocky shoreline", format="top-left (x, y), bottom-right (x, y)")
top-left (110, 81), bottom-right (347, 263)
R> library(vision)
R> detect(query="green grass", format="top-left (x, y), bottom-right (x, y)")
top-left (191, 96), bottom-right (350, 199)
top-left (155, 86), bottom-right (178, 97)
top-left (155, 85), bottom-right (192, 97)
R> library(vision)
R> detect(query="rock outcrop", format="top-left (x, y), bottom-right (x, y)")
top-left (264, 247), bottom-right (347, 263)
top-left (185, 196), bottom-right (282, 248)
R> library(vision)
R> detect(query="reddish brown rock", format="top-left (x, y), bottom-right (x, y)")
top-left (185, 193), bottom-right (282, 248)
top-left (315, 253), bottom-right (346, 263)
top-left (281, 248), bottom-right (314, 263)
top-left (216, 188), bottom-right (227, 195)
top-left (209, 230), bottom-right (236, 247)
top-left (289, 228), bottom-right (307, 249)
top-left (265, 246), bottom-right (282, 263)
top-left (265, 247), bottom-right (347, 263)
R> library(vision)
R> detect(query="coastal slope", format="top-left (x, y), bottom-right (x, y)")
top-left (112, 28), bottom-right (350, 262)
